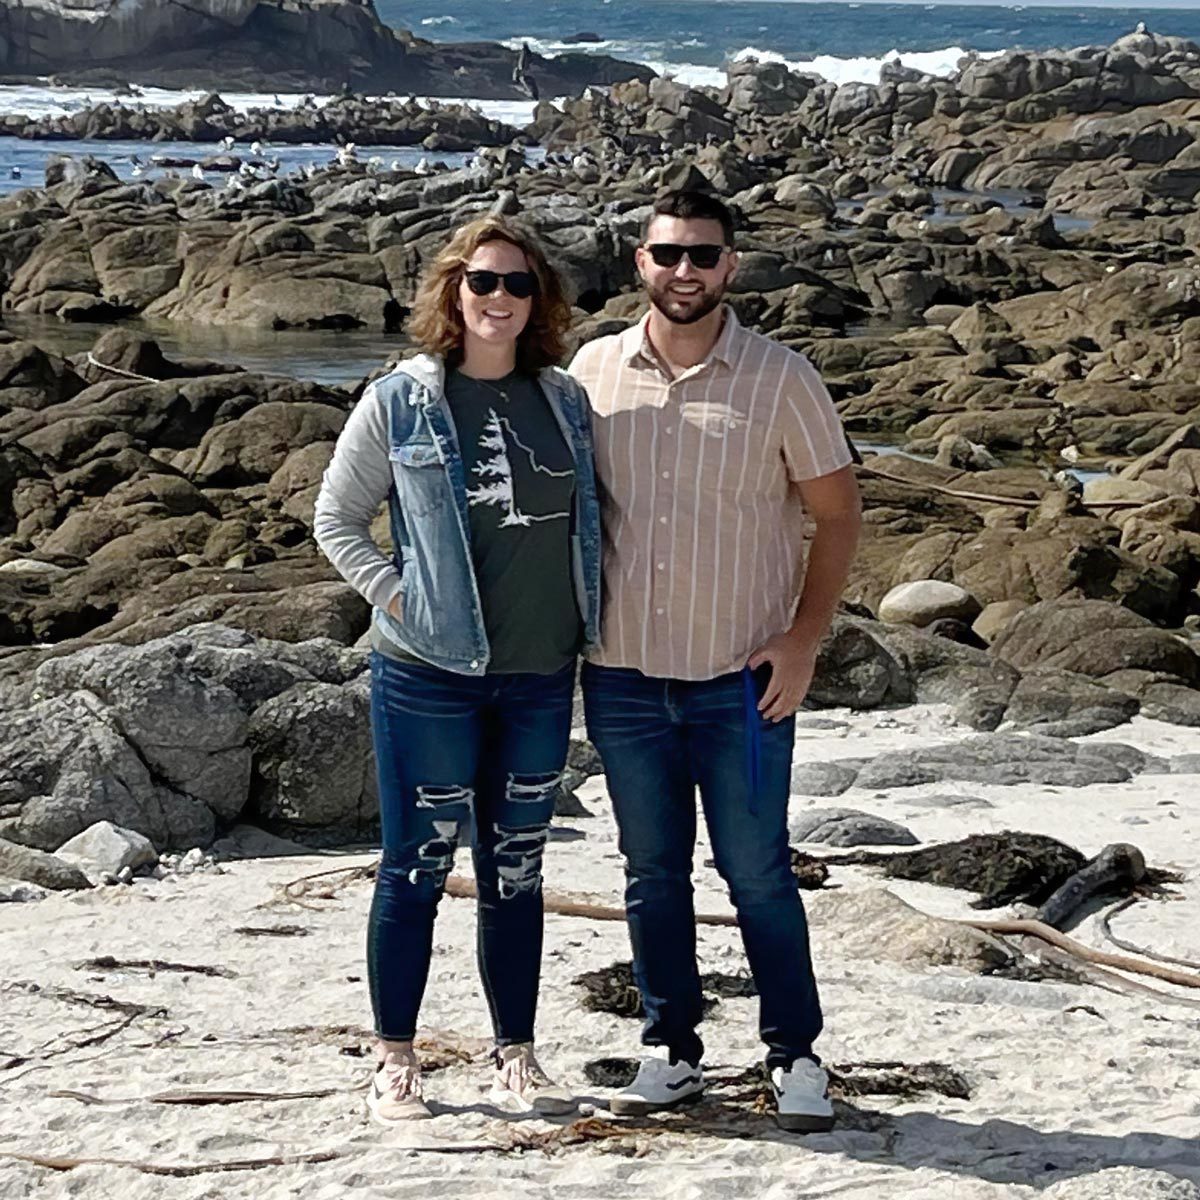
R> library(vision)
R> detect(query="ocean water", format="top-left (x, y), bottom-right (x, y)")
top-left (0, 137), bottom-right (492, 196)
top-left (389, 0), bottom-right (1200, 87)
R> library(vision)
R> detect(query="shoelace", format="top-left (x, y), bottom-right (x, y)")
top-left (498, 1048), bottom-right (552, 1094)
top-left (377, 1056), bottom-right (423, 1100)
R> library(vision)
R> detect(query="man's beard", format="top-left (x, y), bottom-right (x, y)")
top-left (647, 280), bottom-right (726, 325)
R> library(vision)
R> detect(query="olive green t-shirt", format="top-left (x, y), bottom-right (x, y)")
top-left (374, 368), bottom-right (582, 675)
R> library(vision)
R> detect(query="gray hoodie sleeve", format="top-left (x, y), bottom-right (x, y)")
top-left (312, 382), bottom-right (403, 614)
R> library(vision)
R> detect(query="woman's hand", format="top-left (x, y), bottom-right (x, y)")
top-left (387, 593), bottom-right (403, 623)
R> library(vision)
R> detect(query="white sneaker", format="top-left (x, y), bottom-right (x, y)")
top-left (490, 1043), bottom-right (578, 1116)
top-left (367, 1050), bottom-right (432, 1124)
top-left (609, 1051), bottom-right (705, 1116)
top-left (771, 1058), bottom-right (835, 1132)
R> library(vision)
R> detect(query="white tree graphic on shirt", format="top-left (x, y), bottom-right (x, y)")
top-left (466, 408), bottom-right (571, 527)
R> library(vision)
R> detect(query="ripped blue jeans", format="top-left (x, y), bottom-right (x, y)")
top-left (367, 652), bottom-right (574, 1045)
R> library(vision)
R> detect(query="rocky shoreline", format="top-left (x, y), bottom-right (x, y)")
top-left (1, 30), bottom-right (1200, 861)
top-left (0, 0), bottom-right (654, 99)
top-left (0, 92), bottom-right (529, 151)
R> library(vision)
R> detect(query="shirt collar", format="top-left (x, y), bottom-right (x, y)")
top-left (620, 305), bottom-right (743, 372)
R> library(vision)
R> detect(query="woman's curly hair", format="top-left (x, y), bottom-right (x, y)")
top-left (406, 216), bottom-right (573, 372)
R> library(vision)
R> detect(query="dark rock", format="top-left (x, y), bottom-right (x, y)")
top-left (34, 639), bottom-right (251, 822)
top-left (0, 838), bottom-right (90, 890)
top-left (790, 760), bottom-right (864, 797)
top-left (245, 678), bottom-right (376, 835)
top-left (850, 733), bottom-right (1142, 791)
top-left (790, 806), bottom-right (918, 847)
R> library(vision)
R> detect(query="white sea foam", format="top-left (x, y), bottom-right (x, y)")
top-left (0, 83), bottom-right (535, 127)
top-left (0, 42), bottom-right (1002, 127)
top-left (716, 44), bottom-right (1004, 87)
top-left (501, 35), bottom-right (622, 56)
top-left (502, 34), bottom-right (1002, 90)
top-left (420, 14), bottom-right (458, 25)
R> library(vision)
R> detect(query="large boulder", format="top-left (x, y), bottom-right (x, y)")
top-left (992, 599), bottom-right (1200, 684)
top-left (34, 640), bottom-right (253, 822)
top-left (878, 580), bottom-right (982, 627)
top-left (0, 838), bottom-right (90, 890)
top-left (245, 678), bottom-right (376, 837)
top-left (808, 887), bottom-right (1014, 972)
top-left (0, 690), bottom-right (215, 852)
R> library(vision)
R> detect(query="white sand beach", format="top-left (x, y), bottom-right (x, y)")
top-left (3, 704), bottom-right (1200, 1199)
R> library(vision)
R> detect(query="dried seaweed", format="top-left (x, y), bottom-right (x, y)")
top-left (232, 925), bottom-right (309, 938)
top-left (789, 849), bottom-right (831, 889)
top-left (571, 962), bottom-right (748, 1019)
top-left (75, 957), bottom-right (235, 978)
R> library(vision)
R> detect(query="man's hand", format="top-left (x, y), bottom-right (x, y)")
top-left (387, 593), bottom-right (403, 623)
top-left (748, 630), bottom-right (818, 722)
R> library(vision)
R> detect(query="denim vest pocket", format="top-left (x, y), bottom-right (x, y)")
top-left (389, 442), bottom-right (449, 518)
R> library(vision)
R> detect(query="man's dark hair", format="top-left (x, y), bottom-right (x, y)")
top-left (643, 189), bottom-right (736, 247)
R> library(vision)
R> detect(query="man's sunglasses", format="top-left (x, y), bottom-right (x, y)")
top-left (464, 269), bottom-right (538, 299)
top-left (644, 243), bottom-right (727, 270)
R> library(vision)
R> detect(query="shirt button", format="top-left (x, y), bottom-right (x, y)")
top-left (656, 562), bottom-right (665, 571)
top-left (661, 470), bottom-right (670, 479)
top-left (665, 426), bottom-right (674, 434)
top-left (659, 516), bottom-right (667, 525)
top-left (656, 607), bottom-right (665, 616)
top-left (469, 659), bottom-right (479, 669)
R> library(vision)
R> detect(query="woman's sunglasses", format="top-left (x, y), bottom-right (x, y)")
top-left (464, 269), bottom-right (538, 299)
top-left (644, 243), bottom-right (727, 270)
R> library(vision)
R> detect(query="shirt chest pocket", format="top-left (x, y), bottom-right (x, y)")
top-left (678, 402), bottom-right (767, 490)
top-left (389, 441), bottom-right (449, 518)
top-left (681, 400), bottom-right (749, 439)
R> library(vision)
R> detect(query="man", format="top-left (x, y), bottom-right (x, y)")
top-left (568, 189), bottom-right (861, 1133)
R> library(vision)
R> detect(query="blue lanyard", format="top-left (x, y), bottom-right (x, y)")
top-left (742, 666), bottom-right (762, 818)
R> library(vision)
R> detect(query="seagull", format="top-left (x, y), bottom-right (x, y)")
top-left (220, 135), bottom-right (235, 152)
top-left (367, 155), bottom-right (383, 172)
top-left (414, 156), bottom-right (431, 176)
top-left (191, 163), bottom-right (205, 181)
top-left (250, 140), bottom-right (263, 157)
top-left (131, 164), bottom-right (145, 178)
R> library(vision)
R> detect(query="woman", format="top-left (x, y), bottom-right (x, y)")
top-left (313, 216), bottom-right (601, 1124)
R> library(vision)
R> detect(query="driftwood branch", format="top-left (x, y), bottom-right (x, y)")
top-left (0, 1148), bottom-right (347, 1176)
top-left (48, 1086), bottom-right (350, 1107)
top-left (859, 462), bottom-right (1145, 512)
top-left (1099, 897), bottom-right (1200, 972)
top-left (970, 918), bottom-right (1200, 989)
top-left (276, 863), bottom-right (1200, 995)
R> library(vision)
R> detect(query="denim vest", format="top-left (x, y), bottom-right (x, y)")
top-left (373, 354), bottom-right (602, 676)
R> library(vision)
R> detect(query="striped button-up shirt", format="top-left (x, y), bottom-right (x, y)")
top-left (568, 308), bottom-right (852, 681)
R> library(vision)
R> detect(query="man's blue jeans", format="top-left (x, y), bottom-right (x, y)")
top-left (582, 663), bottom-right (823, 1069)
top-left (367, 653), bottom-right (574, 1044)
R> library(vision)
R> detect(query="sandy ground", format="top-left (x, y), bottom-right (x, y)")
top-left (3, 704), bottom-right (1200, 1199)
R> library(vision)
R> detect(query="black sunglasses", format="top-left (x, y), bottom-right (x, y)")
top-left (644, 243), bottom-right (727, 270)
top-left (464, 269), bottom-right (537, 299)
